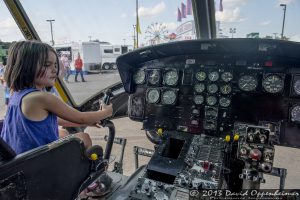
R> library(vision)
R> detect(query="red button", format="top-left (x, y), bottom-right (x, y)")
top-left (250, 149), bottom-right (262, 161)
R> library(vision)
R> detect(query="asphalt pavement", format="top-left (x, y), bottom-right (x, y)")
top-left (0, 73), bottom-right (299, 189)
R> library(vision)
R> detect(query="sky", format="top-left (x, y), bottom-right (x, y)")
top-left (0, 0), bottom-right (300, 45)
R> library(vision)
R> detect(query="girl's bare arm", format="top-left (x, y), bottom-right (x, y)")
top-left (41, 92), bottom-right (112, 124)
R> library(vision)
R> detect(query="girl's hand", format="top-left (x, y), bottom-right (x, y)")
top-left (93, 122), bottom-right (102, 128)
top-left (99, 100), bottom-right (113, 118)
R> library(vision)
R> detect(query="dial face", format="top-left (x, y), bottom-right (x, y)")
top-left (208, 72), bottom-right (219, 82)
top-left (207, 84), bottom-right (218, 94)
top-left (238, 75), bottom-right (258, 92)
top-left (262, 75), bottom-right (284, 93)
top-left (196, 71), bottom-right (206, 81)
top-left (206, 96), bottom-right (217, 106)
top-left (194, 83), bottom-right (205, 93)
top-left (219, 97), bottom-right (231, 107)
top-left (291, 106), bottom-right (300, 122)
top-left (221, 72), bottom-right (233, 82)
top-left (164, 70), bottom-right (179, 86)
top-left (293, 80), bottom-right (300, 95)
top-left (193, 95), bottom-right (204, 105)
top-left (220, 84), bottom-right (232, 94)
top-left (162, 90), bottom-right (177, 105)
top-left (133, 70), bottom-right (146, 84)
top-left (147, 89), bottom-right (160, 103)
top-left (148, 69), bottom-right (160, 85)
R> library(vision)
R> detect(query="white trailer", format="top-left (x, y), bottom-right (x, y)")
top-left (55, 42), bottom-right (133, 73)
top-left (100, 44), bottom-right (133, 70)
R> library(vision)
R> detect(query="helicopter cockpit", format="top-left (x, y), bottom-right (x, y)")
top-left (0, 0), bottom-right (300, 199)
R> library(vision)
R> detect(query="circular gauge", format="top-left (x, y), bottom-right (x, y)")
top-left (219, 97), bottom-right (231, 107)
top-left (133, 70), bottom-right (146, 84)
top-left (147, 89), bottom-right (160, 103)
top-left (221, 72), bottom-right (233, 82)
top-left (291, 106), bottom-right (300, 122)
top-left (293, 80), bottom-right (300, 95)
top-left (164, 70), bottom-right (179, 86)
top-left (162, 90), bottom-right (177, 105)
top-left (208, 72), bottom-right (219, 82)
top-left (194, 83), bottom-right (205, 93)
top-left (220, 84), bottom-right (232, 94)
top-left (196, 71), bottom-right (206, 81)
top-left (193, 95), bottom-right (204, 105)
top-left (238, 75), bottom-right (258, 92)
top-left (148, 69), bottom-right (160, 85)
top-left (206, 96), bottom-right (217, 106)
top-left (207, 84), bottom-right (218, 94)
top-left (206, 107), bottom-right (218, 118)
top-left (262, 74), bottom-right (284, 93)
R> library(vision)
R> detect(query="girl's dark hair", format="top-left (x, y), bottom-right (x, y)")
top-left (4, 40), bottom-right (59, 91)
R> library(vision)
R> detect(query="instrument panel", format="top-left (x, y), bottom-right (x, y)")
top-left (117, 39), bottom-right (300, 147)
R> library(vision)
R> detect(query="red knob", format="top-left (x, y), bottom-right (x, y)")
top-left (203, 160), bottom-right (211, 171)
top-left (250, 149), bottom-right (262, 161)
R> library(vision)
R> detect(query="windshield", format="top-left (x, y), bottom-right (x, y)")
top-left (1, 0), bottom-right (300, 104)
top-left (214, 0), bottom-right (300, 41)
top-left (11, 0), bottom-right (195, 104)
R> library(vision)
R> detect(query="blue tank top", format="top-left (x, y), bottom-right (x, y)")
top-left (0, 88), bottom-right (59, 154)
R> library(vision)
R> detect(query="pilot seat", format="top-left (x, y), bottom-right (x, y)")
top-left (0, 120), bottom-right (106, 200)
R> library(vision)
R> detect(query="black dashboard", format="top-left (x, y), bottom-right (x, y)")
top-left (116, 39), bottom-right (300, 148)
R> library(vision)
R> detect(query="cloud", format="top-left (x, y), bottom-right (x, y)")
top-left (290, 34), bottom-right (300, 42)
top-left (259, 20), bottom-right (271, 26)
top-left (221, 0), bottom-right (251, 8)
top-left (216, 7), bottom-right (247, 22)
top-left (162, 22), bottom-right (177, 32)
top-left (0, 18), bottom-right (22, 39)
top-left (120, 13), bottom-right (127, 18)
top-left (138, 2), bottom-right (165, 17)
top-left (277, 0), bottom-right (296, 5)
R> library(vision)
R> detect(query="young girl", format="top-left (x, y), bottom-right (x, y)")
top-left (0, 40), bottom-right (113, 154)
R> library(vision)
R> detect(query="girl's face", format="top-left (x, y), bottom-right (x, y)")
top-left (34, 51), bottom-right (58, 89)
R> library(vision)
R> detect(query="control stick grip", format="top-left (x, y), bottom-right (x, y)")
top-left (103, 89), bottom-right (113, 105)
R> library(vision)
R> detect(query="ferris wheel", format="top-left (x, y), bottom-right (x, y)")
top-left (145, 22), bottom-right (168, 45)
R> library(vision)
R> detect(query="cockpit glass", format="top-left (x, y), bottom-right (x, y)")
top-left (214, 0), bottom-right (300, 42)
top-left (14, 0), bottom-right (195, 104)
top-left (2, 0), bottom-right (299, 105)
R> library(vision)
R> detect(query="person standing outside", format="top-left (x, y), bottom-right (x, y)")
top-left (61, 53), bottom-right (71, 83)
top-left (74, 53), bottom-right (86, 82)
top-left (0, 62), bottom-right (10, 106)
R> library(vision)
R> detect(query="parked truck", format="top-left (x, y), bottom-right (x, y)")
top-left (54, 41), bottom-right (133, 73)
